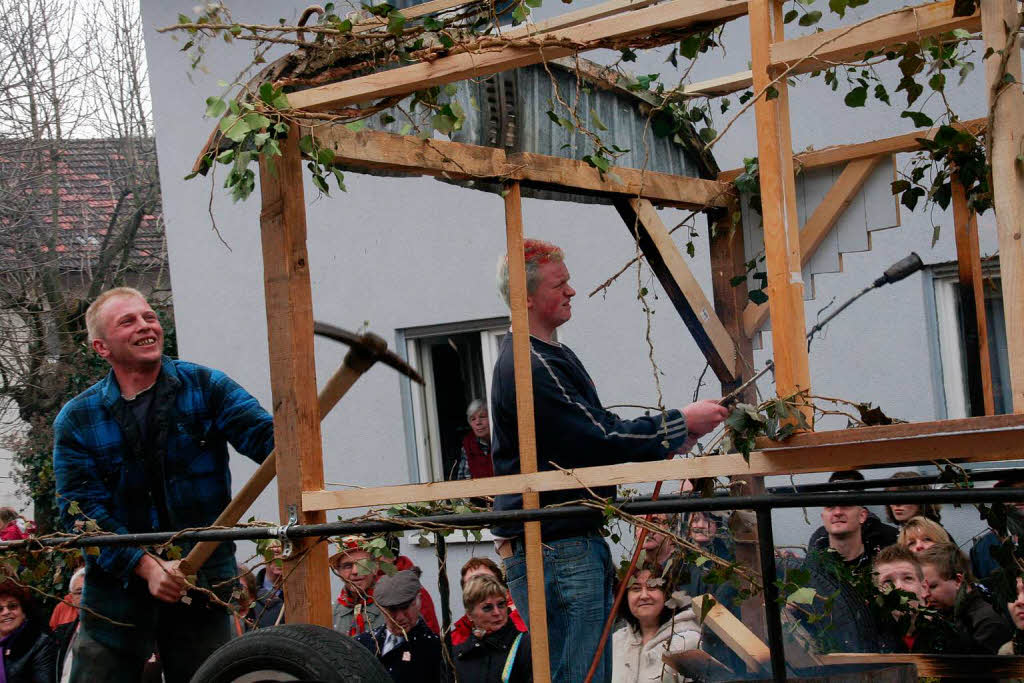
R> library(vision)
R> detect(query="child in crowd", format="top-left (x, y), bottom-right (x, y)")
top-left (898, 516), bottom-right (954, 553)
top-left (917, 543), bottom-right (1012, 653)
top-left (885, 471), bottom-right (942, 527)
top-left (871, 544), bottom-right (930, 651)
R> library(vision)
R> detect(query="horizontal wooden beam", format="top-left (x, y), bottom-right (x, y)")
top-left (681, 70), bottom-right (753, 98)
top-left (305, 123), bottom-right (734, 209)
top-left (770, 0), bottom-right (979, 77)
top-left (741, 155), bottom-right (882, 336)
top-left (502, 0), bottom-right (665, 40)
top-left (819, 654), bottom-right (1024, 678)
top-left (302, 414), bottom-right (1024, 511)
top-left (615, 197), bottom-right (739, 381)
top-left (718, 118), bottom-right (986, 182)
top-left (285, 0), bottom-right (750, 112)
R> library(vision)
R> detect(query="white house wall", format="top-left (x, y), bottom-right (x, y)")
top-left (142, 0), bottom-right (1004, 621)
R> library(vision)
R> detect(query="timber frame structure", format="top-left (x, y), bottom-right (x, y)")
top-left (202, 0), bottom-right (1024, 680)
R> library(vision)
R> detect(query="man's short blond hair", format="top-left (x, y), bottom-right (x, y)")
top-left (85, 287), bottom-right (147, 343)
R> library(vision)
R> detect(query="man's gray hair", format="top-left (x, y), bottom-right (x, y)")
top-left (496, 238), bottom-right (564, 307)
top-left (466, 398), bottom-right (487, 420)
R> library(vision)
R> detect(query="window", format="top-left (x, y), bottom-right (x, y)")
top-left (930, 262), bottom-right (1011, 417)
top-left (398, 318), bottom-right (508, 484)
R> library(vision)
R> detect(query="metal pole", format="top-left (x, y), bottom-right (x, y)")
top-left (756, 506), bottom-right (786, 682)
top-left (11, 488), bottom-right (1024, 551)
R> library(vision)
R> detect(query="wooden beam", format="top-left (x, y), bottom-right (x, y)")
top-left (982, 0), bottom-right (1024, 413)
top-left (503, 181), bottom-right (551, 683)
top-left (681, 70), bottom-right (753, 98)
top-left (707, 206), bottom-right (765, 640)
top-left (770, 1), bottom-right (980, 77)
top-left (502, 0), bottom-right (666, 40)
top-left (285, 0), bottom-right (750, 112)
top-left (306, 123), bottom-right (734, 209)
top-left (258, 129), bottom-right (332, 626)
top-left (952, 178), bottom-right (995, 416)
top-left (692, 595), bottom-right (770, 674)
top-left (742, 155), bottom-right (882, 336)
top-left (819, 653), bottom-right (1024, 678)
top-left (748, 0), bottom-right (812, 420)
top-left (719, 119), bottom-right (987, 182)
top-left (353, 0), bottom-right (475, 33)
top-left (302, 414), bottom-right (1024, 511)
top-left (614, 198), bottom-right (738, 382)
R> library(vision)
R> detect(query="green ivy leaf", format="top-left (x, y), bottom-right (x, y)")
top-left (590, 108), bottom-right (608, 131)
top-left (828, 0), bottom-right (847, 18)
top-left (765, 85), bottom-right (779, 100)
top-left (798, 10), bottom-right (822, 26)
top-left (900, 110), bottom-right (934, 128)
top-left (929, 73), bottom-right (946, 92)
top-left (699, 127), bottom-right (716, 142)
top-left (205, 96), bottom-right (227, 118)
top-left (386, 11), bottom-right (406, 35)
top-left (783, 9), bottom-right (798, 23)
top-left (844, 85), bottom-right (868, 107)
top-left (748, 289), bottom-right (768, 305)
top-left (788, 586), bottom-right (817, 605)
top-left (680, 34), bottom-right (702, 59)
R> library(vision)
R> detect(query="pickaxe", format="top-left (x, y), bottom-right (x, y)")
top-left (179, 322), bottom-right (422, 576)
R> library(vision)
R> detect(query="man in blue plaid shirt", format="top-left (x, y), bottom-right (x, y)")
top-left (54, 287), bottom-right (274, 682)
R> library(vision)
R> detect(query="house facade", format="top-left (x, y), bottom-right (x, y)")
top-left (140, 0), bottom-right (1006, 621)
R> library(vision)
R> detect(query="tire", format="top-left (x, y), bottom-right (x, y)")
top-left (190, 624), bottom-right (391, 683)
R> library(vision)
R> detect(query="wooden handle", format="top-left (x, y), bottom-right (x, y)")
top-left (180, 360), bottom-right (367, 576)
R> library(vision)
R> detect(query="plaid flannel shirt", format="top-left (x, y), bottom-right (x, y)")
top-left (53, 356), bottom-right (273, 655)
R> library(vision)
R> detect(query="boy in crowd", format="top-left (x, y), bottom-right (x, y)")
top-left (918, 543), bottom-right (1013, 653)
top-left (872, 544), bottom-right (930, 651)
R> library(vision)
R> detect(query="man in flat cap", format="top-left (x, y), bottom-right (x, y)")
top-left (356, 569), bottom-right (446, 682)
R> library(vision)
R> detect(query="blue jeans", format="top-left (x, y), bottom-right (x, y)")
top-left (503, 532), bottom-right (614, 683)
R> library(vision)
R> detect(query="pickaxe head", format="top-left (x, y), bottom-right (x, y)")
top-left (314, 321), bottom-right (424, 384)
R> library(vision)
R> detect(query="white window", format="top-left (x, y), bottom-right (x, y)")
top-left (399, 318), bottom-right (508, 484)
top-left (931, 262), bottom-right (1011, 417)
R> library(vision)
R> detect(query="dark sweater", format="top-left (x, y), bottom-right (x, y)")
top-left (490, 334), bottom-right (690, 539)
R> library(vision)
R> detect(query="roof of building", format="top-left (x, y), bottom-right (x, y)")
top-left (0, 137), bottom-right (164, 272)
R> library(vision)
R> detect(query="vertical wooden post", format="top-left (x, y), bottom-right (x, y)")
top-left (258, 127), bottom-right (332, 626)
top-left (708, 206), bottom-right (766, 641)
top-left (503, 181), bottom-right (551, 682)
top-left (982, 0), bottom-right (1024, 413)
top-left (951, 179), bottom-right (995, 416)
top-left (749, 0), bottom-right (812, 419)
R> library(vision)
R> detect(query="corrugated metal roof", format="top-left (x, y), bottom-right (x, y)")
top-left (356, 61), bottom-right (712, 204)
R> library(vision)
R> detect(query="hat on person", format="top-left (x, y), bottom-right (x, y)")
top-left (373, 569), bottom-right (421, 608)
top-left (328, 535), bottom-right (367, 571)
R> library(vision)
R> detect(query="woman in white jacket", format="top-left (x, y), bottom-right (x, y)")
top-left (612, 566), bottom-right (702, 682)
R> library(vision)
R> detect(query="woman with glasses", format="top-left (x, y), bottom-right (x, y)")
top-left (0, 580), bottom-right (55, 683)
top-left (453, 574), bottom-right (531, 682)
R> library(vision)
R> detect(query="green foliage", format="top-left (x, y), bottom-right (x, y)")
top-left (720, 396), bottom-right (810, 462)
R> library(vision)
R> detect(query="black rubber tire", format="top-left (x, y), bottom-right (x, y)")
top-left (189, 624), bottom-right (391, 683)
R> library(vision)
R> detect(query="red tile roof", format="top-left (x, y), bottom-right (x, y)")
top-left (0, 137), bottom-right (164, 272)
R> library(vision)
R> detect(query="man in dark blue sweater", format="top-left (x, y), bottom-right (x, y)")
top-left (491, 239), bottom-right (728, 682)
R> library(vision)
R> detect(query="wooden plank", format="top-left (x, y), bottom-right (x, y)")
top-left (748, 0), bottom-right (811, 420)
top-left (353, 0), bottom-right (475, 33)
top-left (770, 1), bottom-right (979, 77)
top-left (306, 124), bottom-right (734, 209)
top-left (681, 70), bottom-right (753, 98)
top-left (502, 0), bottom-right (665, 40)
top-left (718, 118), bottom-right (987, 182)
top-left (742, 156), bottom-right (882, 335)
top-left (819, 653), bottom-right (1024, 678)
top-left (285, 0), bottom-right (750, 112)
top-left (952, 178), bottom-right (995, 416)
top-left (707, 206), bottom-right (765, 640)
top-left (982, 0), bottom-right (1024, 414)
top-left (503, 181), bottom-right (551, 683)
top-left (614, 198), bottom-right (738, 382)
top-left (692, 595), bottom-right (770, 673)
top-left (258, 129), bottom-right (332, 626)
top-left (302, 415), bottom-right (1024, 510)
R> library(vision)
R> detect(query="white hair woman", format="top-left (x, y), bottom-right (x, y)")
top-left (454, 398), bottom-right (493, 480)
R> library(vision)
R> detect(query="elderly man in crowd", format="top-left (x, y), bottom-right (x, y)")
top-left (490, 238), bottom-right (728, 682)
top-left (331, 535), bottom-right (384, 637)
top-left (356, 569), bottom-right (445, 682)
top-left (53, 287), bottom-right (275, 682)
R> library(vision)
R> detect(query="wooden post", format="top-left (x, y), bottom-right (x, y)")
top-left (708, 207), bottom-right (766, 641)
top-left (258, 127), bottom-right (332, 626)
top-left (748, 0), bottom-right (812, 419)
top-left (951, 179), bottom-right (995, 416)
top-left (503, 181), bottom-right (552, 682)
top-left (982, 0), bottom-right (1024, 413)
